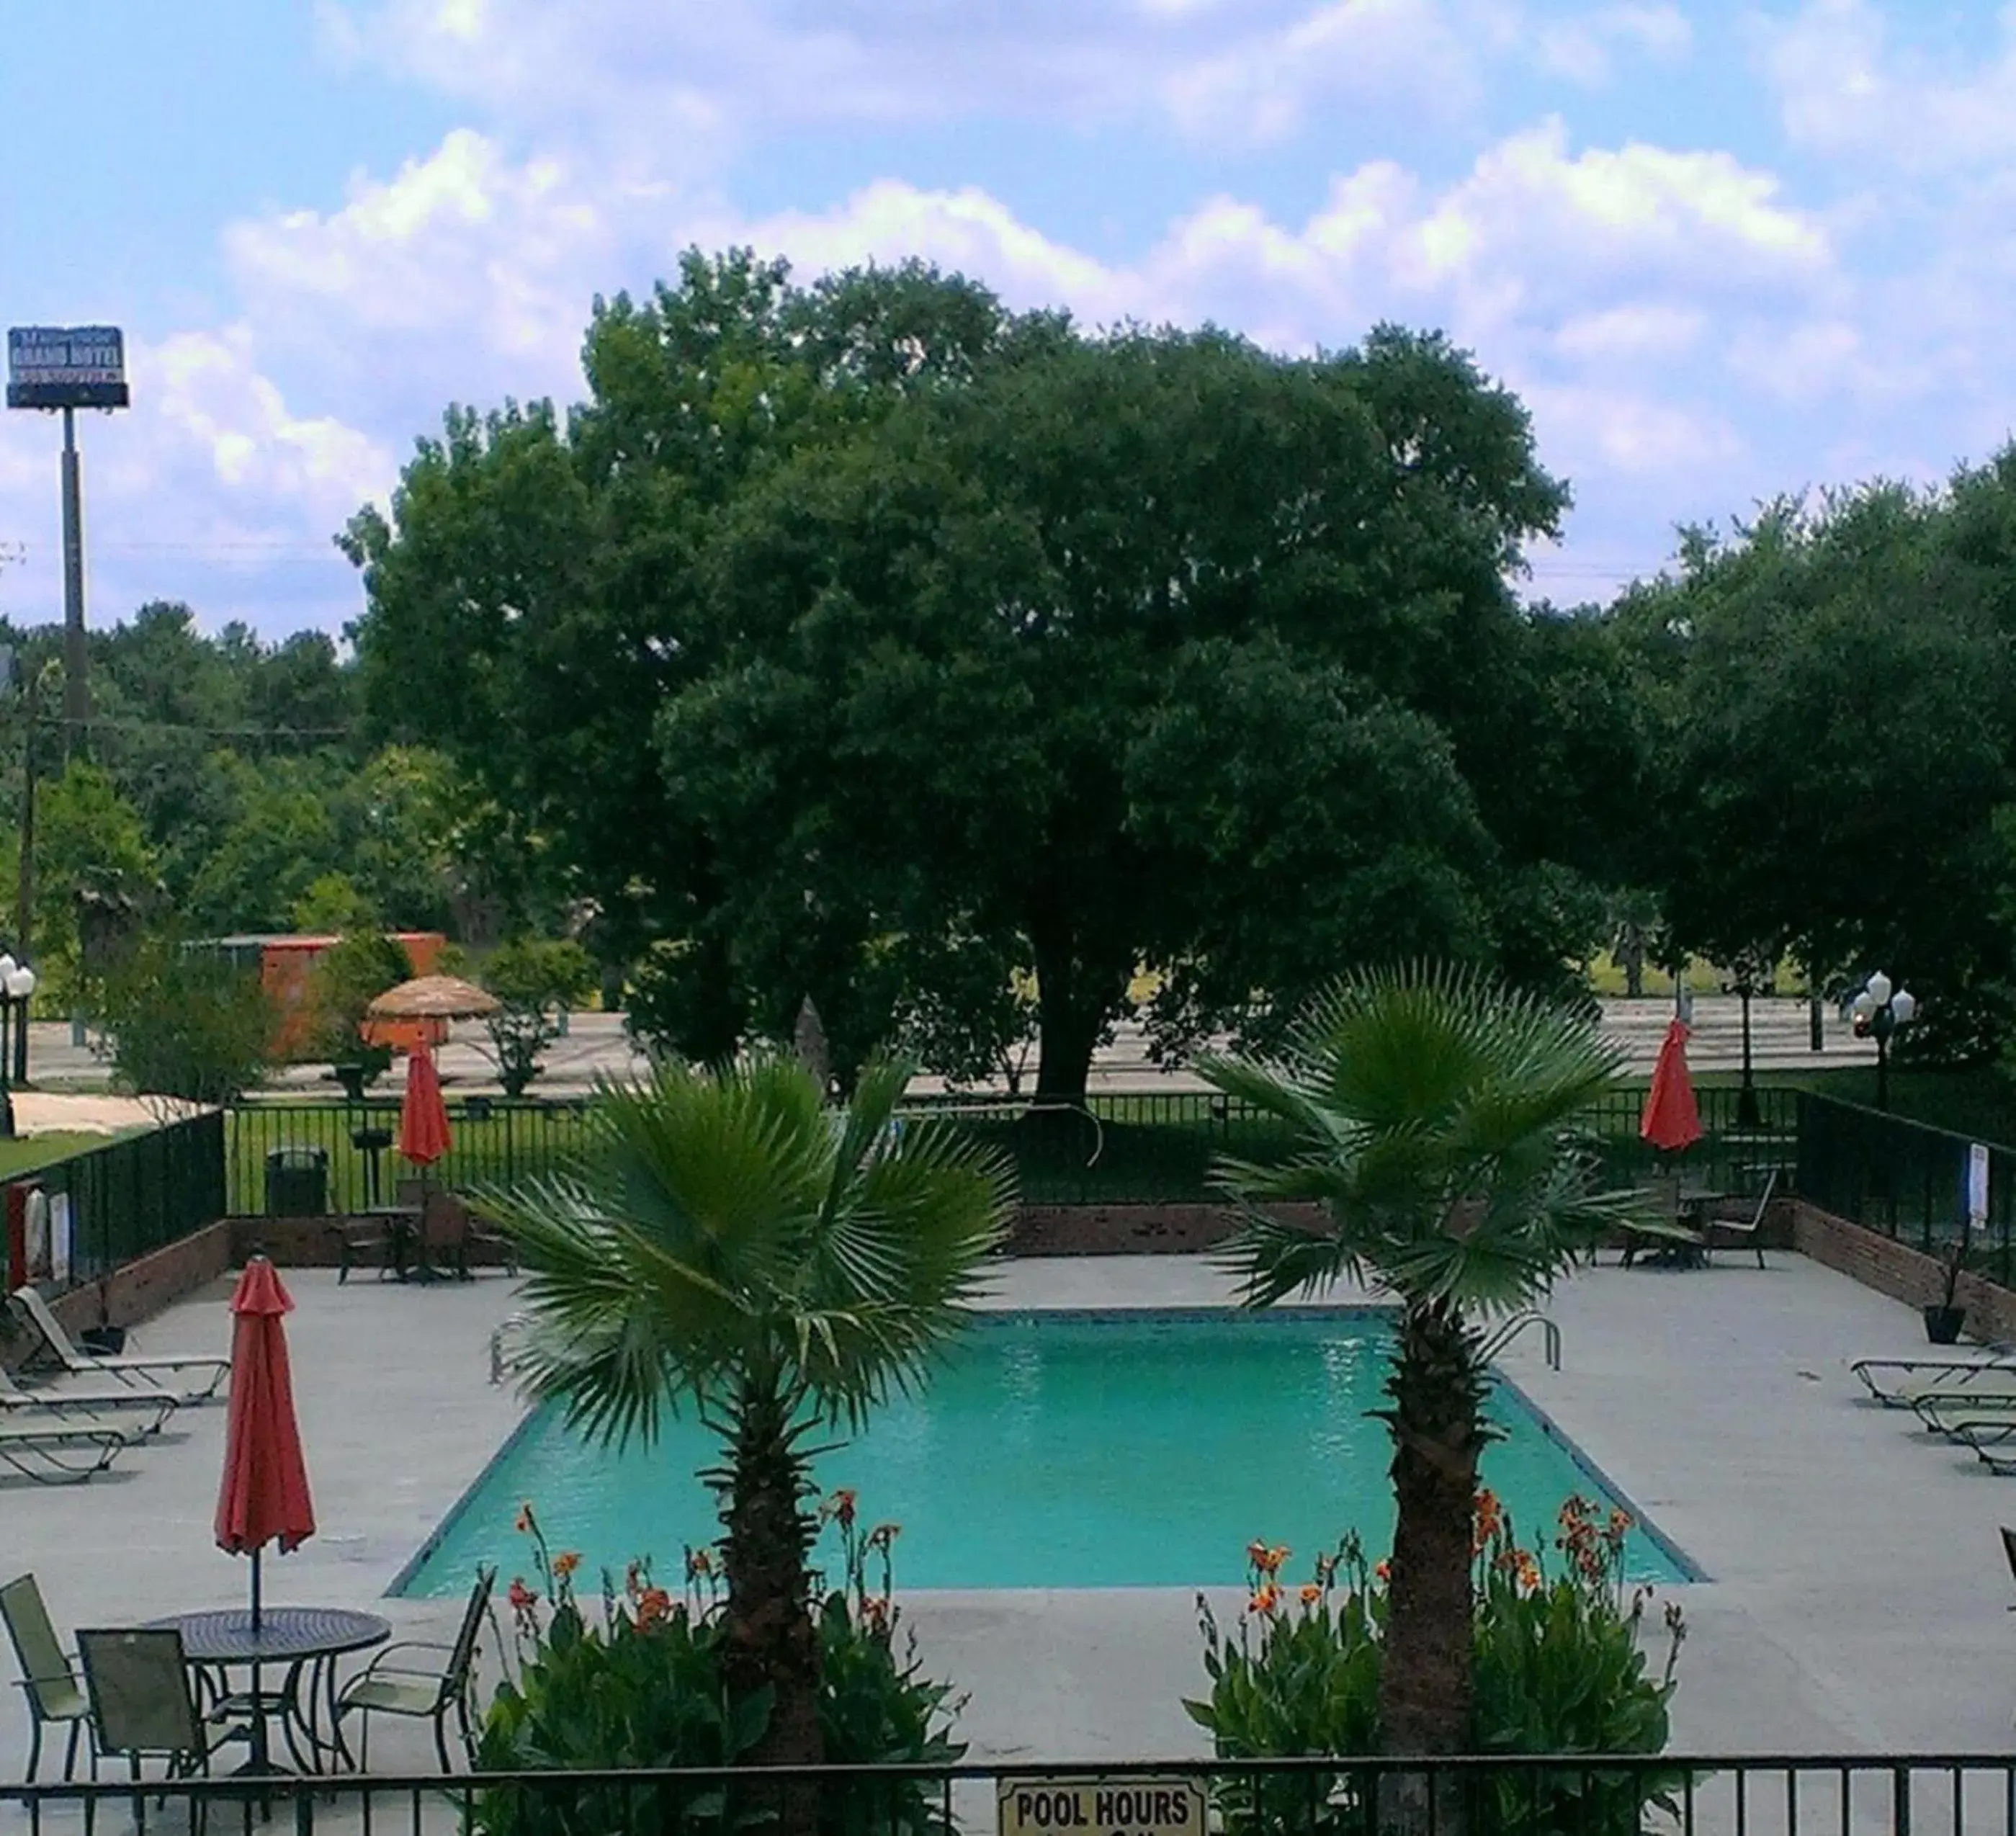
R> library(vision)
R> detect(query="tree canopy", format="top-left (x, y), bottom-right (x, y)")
top-left (347, 249), bottom-right (1629, 1094)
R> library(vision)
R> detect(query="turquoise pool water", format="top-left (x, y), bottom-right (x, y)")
top-left (396, 1310), bottom-right (1692, 1597)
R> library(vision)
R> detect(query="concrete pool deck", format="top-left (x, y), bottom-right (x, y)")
top-left (2, 1250), bottom-right (2010, 1785)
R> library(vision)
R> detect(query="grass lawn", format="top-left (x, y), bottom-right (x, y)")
top-left (0, 1132), bottom-right (122, 1178)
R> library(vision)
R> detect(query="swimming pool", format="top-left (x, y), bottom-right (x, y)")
top-left (395, 1309), bottom-right (1695, 1596)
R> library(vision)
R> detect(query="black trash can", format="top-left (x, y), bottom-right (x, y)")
top-left (265, 1146), bottom-right (329, 1217)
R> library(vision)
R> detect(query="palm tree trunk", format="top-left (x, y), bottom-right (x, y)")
top-left (1378, 1298), bottom-right (1490, 1829)
top-left (717, 1377), bottom-right (823, 1833)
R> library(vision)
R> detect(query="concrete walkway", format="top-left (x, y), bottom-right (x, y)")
top-left (1, 1249), bottom-right (2007, 1794)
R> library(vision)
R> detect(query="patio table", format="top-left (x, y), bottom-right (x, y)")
top-left (147, 1605), bottom-right (390, 1773)
top-left (1620, 1185), bottom-right (1731, 1269)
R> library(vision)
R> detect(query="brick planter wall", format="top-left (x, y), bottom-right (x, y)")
top-left (1791, 1199), bottom-right (2016, 1343)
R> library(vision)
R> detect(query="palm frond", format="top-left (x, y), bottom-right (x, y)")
top-left (1204, 960), bottom-right (1637, 1314)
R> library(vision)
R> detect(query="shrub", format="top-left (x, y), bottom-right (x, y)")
top-left (1186, 1495), bottom-right (1688, 1836)
top-left (472, 1496), bottom-right (963, 1836)
top-left (96, 941), bottom-right (274, 1104)
top-left (304, 931), bottom-right (413, 1081)
top-left (478, 937), bottom-right (596, 1096)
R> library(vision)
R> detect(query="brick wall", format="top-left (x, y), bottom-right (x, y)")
top-left (0, 1221), bottom-right (236, 1369)
top-left (1791, 1199), bottom-right (2016, 1342)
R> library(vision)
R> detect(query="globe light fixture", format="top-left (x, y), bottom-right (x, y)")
top-left (1853, 971), bottom-right (1917, 1111)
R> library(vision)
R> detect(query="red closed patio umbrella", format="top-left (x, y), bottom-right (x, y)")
top-left (399, 1041), bottom-right (452, 1169)
top-left (1640, 1018), bottom-right (1703, 1153)
top-left (215, 1256), bottom-right (315, 1625)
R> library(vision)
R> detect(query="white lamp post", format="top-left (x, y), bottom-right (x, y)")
top-left (1851, 971), bottom-right (1917, 1111)
top-left (0, 954), bottom-right (18, 1138)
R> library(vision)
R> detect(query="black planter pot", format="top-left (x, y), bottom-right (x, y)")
top-left (1925, 1304), bottom-right (1967, 1345)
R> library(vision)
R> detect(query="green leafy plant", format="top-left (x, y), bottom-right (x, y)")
top-left (305, 931), bottom-right (413, 1082)
top-left (1186, 1492), bottom-right (1688, 1836)
top-left (94, 939), bottom-right (275, 1105)
top-left (479, 936), bottom-right (596, 1096)
top-left (473, 1497), bottom-right (963, 1836)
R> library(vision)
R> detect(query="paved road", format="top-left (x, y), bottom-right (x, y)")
top-left (18, 993), bottom-right (1872, 1098)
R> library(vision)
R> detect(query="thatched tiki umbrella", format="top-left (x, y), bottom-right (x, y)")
top-left (364, 975), bottom-right (501, 1023)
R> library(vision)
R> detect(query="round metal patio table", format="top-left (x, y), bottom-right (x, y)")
top-left (149, 1606), bottom-right (390, 1773)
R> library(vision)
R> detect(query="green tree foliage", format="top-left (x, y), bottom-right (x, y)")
top-left (483, 1057), bottom-right (1013, 1781)
top-left (95, 940), bottom-right (275, 1104)
top-left (305, 931), bottom-right (415, 1077)
top-left (1621, 478), bottom-right (2016, 1063)
top-left (349, 251), bottom-right (1621, 1096)
top-left (479, 936), bottom-right (596, 1096)
top-left (1199, 964), bottom-right (1654, 1764)
top-left (34, 761), bottom-right (160, 1003)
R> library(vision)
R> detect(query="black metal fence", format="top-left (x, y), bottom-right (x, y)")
top-left (227, 1083), bottom-right (1800, 1215)
top-left (12, 1109), bottom-right (226, 1297)
top-left (1797, 1092), bottom-right (2016, 1286)
top-left (228, 1099), bottom-right (594, 1217)
top-left (9, 1753), bottom-right (2016, 1836)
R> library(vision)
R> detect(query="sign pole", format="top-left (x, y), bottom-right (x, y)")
top-left (59, 406), bottom-right (88, 751)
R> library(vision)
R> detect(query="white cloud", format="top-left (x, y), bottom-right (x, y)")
top-left (1555, 303), bottom-right (1704, 361)
top-left (1759, 0), bottom-right (2016, 171)
top-left (1536, 4), bottom-right (1691, 86)
top-left (321, 0), bottom-right (1487, 149)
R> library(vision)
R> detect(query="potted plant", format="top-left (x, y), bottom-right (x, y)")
top-left (1926, 1218), bottom-right (1971, 1345)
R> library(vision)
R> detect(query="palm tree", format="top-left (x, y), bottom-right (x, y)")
top-left (1199, 963), bottom-right (1651, 1764)
top-left (486, 1053), bottom-right (1013, 1785)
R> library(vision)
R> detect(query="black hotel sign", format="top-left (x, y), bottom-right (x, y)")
top-left (6, 326), bottom-right (129, 410)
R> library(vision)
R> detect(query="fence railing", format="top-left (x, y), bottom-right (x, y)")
top-left (228, 1098), bottom-right (595, 1217)
top-left (229, 1083), bottom-right (1801, 1214)
top-left (8, 1752), bottom-right (2016, 1836)
top-left (1796, 1091), bottom-right (2016, 1286)
top-left (14, 1109), bottom-right (226, 1297)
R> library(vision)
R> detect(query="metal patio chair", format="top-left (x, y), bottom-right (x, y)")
top-left (76, 1627), bottom-right (236, 1804)
top-left (1, 1573), bottom-right (90, 1781)
top-left (333, 1566), bottom-right (494, 1772)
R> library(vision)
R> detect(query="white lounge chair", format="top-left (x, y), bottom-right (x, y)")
top-left (1852, 1353), bottom-right (2016, 1406)
top-left (1930, 1415), bottom-right (2016, 1476)
top-left (7, 1287), bottom-right (228, 1402)
top-left (1701, 1169), bottom-right (1778, 1268)
top-left (0, 1418), bottom-right (128, 1482)
top-left (0, 1363), bottom-right (176, 1437)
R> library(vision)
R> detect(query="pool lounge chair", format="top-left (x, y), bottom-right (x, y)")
top-left (1852, 1353), bottom-right (2016, 1405)
top-left (1701, 1169), bottom-right (1778, 1268)
top-left (7, 1287), bottom-right (228, 1402)
top-left (0, 1418), bottom-right (129, 1483)
top-left (1930, 1414), bottom-right (2016, 1476)
top-left (0, 1363), bottom-right (178, 1437)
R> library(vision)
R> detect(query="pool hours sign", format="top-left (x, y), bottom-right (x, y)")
top-left (997, 1778), bottom-right (1208, 1836)
top-left (6, 326), bottom-right (129, 410)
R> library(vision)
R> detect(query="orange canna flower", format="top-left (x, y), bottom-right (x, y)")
top-left (552, 1551), bottom-right (581, 1580)
top-left (1246, 1539), bottom-right (1269, 1567)
top-left (685, 1546), bottom-right (715, 1580)
top-left (1515, 1555), bottom-right (1541, 1593)
top-left (1299, 1583), bottom-right (1323, 1606)
top-left (825, 1488), bottom-right (859, 1529)
top-left (1608, 1507), bottom-right (1633, 1534)
top-left (1248, 1583), bottom-right (1282, 1615)
top-left (507, 1577), bottom-right (536, 1611)
top-left (1374, 1559), bottom-right (1392, 1584)
top-left (1253, 1544), bottom-right (1290, 1575)
top-left (635, 1586), bottom-right (672, 1626)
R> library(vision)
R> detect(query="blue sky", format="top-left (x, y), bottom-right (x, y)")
top-left (3, 0), bottom-right (2015, 635)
